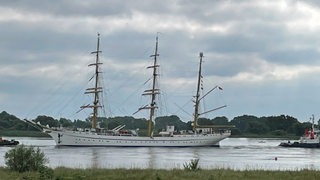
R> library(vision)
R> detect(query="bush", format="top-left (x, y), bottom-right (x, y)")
top-left (5, 145), bottom-right (49, 173)
top-left (183, 158), bottom-right (200, 171)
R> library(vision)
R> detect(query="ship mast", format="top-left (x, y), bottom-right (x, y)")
top-left (193, 52), bottom-right (203, 131)
top-left (147, 36), bottom-right (160, 137)
top-left (192, 52), bottom-right (227, 131)
top-left (134, 36), bottom-right (160, 137)
top-left (81, 34), bottom-right (102, 129)
top-left (133, 36), bottom-right (160, 137)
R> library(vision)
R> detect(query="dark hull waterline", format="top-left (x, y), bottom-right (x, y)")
top-left (279, 142), bottom-right (320, 148)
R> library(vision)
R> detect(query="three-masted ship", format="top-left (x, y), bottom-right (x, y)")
top-left (25, 34), bottom-right (231, 147)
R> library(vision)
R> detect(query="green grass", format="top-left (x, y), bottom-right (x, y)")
top-left (0, 167), bottom-right (319, 180)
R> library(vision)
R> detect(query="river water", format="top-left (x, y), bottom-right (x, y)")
top-left (0, 137), bottom-right (319, 170)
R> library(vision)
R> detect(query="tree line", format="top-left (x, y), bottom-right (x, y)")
top-left (0, 111), bottom-right (318, 137)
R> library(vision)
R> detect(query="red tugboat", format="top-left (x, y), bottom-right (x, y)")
top-left (279, 115), bottom-right (320, 148)
top-left (0, 137), bottom-right (19, 146)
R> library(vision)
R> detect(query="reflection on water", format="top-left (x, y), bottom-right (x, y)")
top-left (91, 148), bottom-right (98, 169)
top-left (1, 137), bottom-right (320, 170)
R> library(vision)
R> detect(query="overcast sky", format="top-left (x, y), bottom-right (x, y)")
top-left (1, 0), bottom-right (320, 122)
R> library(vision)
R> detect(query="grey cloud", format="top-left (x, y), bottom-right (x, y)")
top-left (1, 0), bottom-right (320, 121)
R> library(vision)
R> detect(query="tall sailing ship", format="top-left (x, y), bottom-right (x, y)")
top-left (25, 34), bottom-right (231, 147)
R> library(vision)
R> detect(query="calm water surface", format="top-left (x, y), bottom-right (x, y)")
top-left (1, 137), bottom-right (319, 170)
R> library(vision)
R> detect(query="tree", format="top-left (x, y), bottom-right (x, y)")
top-left (34, 115), bottom-right (59, 128)
top-left (5, 145), bottom-right (49, 172)
top-left (100, 116), bottom-right (148, 130)
top-left (230, 115), bottom-right (259, 132)
top-left (287, 122), bottom-right (305, 135)
top-left (0, 111), bottom-right (22, 130)
top-left (74, 119), bottom-right (91, 129)
top-left (264, 115), bottom-right (298, 132)
top-left (212, 116), bottom-right (229, 125)
top-left (198, 118), bottom-right (213, 125)
top-left (155, 115), bottom-right (189, 132)
top-left (247, 121), bottom-right (269, 134)
top-left (230, 128), bottom-right (241, 135)
top-left (59, 118), bottom-right (73, 127)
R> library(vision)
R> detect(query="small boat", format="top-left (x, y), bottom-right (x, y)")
top-left (22, 34), bottom-right (231, 147)
top-left (0, 137), bottom-right (19, 146)
top-left (279, 115), bottom-right (320, 148)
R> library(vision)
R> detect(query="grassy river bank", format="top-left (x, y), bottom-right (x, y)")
top-left (0, 167), bottom-right (319, 180)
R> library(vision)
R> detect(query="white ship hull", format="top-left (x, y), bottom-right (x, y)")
top-left (45, 129), bottom-right (230, 147)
